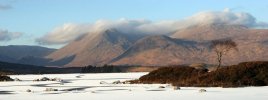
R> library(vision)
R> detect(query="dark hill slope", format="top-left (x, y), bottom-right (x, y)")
top-left (0, 61), bottom-right (81, 74)
top-left (134, 61), bottom-right (268, 87)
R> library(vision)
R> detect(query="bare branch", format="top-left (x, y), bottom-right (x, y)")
top-left (210, 39), bottom-right (237, 70)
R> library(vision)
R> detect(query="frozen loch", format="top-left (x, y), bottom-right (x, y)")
top-left (1, 73), bottom-right (268, 100)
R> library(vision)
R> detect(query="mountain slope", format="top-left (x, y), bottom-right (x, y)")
top-left (0, 61), bottom-right (81, 74)
top-left (110, 35), bottom-right (204, 66)
top-left (171, 24), bottom-right (268, 65)
top-left (47, 29), bottom-right (144, 67)
top-left (112, 24), bottom-right (268, 66)
top-left (0, 45), bottom-right (56, 64)
top-left (171, 24), bottom-right (249, 41)
top-left (47, 24), bottom-right (268, 67)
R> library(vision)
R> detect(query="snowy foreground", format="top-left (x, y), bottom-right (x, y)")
top-left (1, 73), bottom-right (268, 100)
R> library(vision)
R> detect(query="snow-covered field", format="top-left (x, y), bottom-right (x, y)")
top-left (1, 72), bottom-right (268, 100)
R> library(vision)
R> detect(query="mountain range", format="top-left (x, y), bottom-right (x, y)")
top-left (0, 45), bottom-right (56, 65)
top-left (1, 24), bottom-right (268, 67)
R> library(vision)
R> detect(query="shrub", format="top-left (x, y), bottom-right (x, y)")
top-left (138, 66), bottom-right (207, 84)
top-left (0, 75), bottom-right (14, 81)
top-left (134, 61), bottom-right (268, 87)
top-left (81, 65), bottom-right (122, 73)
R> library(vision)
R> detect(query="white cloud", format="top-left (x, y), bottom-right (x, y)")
top-left (36, 23), bottom-right (91, 45)
top-left (36, 19), bottom-right (152, 45)
top-left (186, 8), bottom-right (266, 27)
top-left (0, 29), bottom-right (23, 41)
top-left (37, 9), bottom-right (268, 45)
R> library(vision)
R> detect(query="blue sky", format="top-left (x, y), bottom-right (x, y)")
top-left (0, 0), bottom-right (267, 48)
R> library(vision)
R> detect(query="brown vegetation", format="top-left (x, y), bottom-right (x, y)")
top-left (0, 75), bottom-right (13, 81)
top-left (126, 66), bottom-right (159, 72)
top-left (132, 61), bottom-right (268, 87)
top-left (81, 65), bottom-right (122, 73)
top-left (134, 66), bottom-right (207, 84)
top-left (0, 70), bottom-right (14, 76)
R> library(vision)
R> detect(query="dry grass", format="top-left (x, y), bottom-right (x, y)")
top-left (127, 66), bottom-right (159, 72)
top-left (132, 61), bottom-right (268, 87)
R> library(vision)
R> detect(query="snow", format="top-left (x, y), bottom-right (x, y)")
top-left (1, 72), bottom-right (268, 100)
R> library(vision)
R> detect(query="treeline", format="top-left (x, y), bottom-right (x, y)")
top-left (132, 61), bottom-right (268, 87)
top-left (81, 65), bottom-right (122, 73)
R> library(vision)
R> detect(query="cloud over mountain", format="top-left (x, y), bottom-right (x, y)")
top-left (37, 9), bottom-right (268, 45)
top-left (36, 23), bottom-right (91, 45)
top-left (0, 29), bottom-right (23, 41)
top-left (187, 8), bottom-right (268, 28)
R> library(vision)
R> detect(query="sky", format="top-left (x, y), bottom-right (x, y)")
top-left (0, 0), bottom-right (267, 48)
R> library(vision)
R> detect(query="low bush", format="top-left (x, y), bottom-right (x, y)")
top-left (81, 65), bottom-right (122, 73)
top-left (0, 75), bottom-right (14, 81)
top-left (134, 61), bottom-right (268, 87)
top-left (138, 66), bottom-right (207, 84)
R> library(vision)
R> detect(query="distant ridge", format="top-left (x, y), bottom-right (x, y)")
top-left (0, 45), bottom-right (56, 65)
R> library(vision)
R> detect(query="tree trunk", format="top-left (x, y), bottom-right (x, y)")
top-left (216, 52), bottom-right (222, 70)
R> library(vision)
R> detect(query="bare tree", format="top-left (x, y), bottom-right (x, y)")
top-left (210, 39), bottom-right (237, 70)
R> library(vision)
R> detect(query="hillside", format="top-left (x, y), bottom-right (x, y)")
top-left (133, 61), bottom-right (268, 87)
top-left (0, 45), bottom-right (56, 59)
top-left (111, 35), bottom-right (201, 66)
top-left (0, 61), bottom-right (81, 74)
top-left (14, 24), bottom-right (266, 67)
top-left (0, 45), bottom-right (56, 65)
top-left (171, 24), bottom-right (268, 65)
top-left (171, 24), bottom-right (249, 41)
top-left (47, 29), bottom-right (144, 67)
